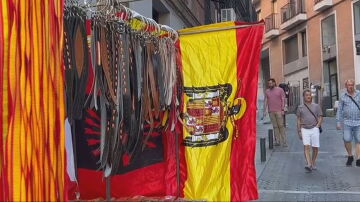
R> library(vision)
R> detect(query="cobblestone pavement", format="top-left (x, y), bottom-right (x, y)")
top-left (256, 114), bottom-right (360, 201)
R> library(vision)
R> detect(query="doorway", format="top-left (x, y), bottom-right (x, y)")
top-left (325, 59), bottom-right (338, 108)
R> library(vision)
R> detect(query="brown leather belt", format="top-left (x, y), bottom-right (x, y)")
top-left (64, 6), bottom-right (90, 122)
top-left (63, 6), bottom-right (91, 180)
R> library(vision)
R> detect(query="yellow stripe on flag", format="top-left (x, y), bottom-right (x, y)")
top-left (1, 0), bottom-right (9, 146)
top-left (178, 22), bottom-right (238, 201)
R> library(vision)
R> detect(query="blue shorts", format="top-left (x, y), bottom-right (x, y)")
top-left (343, 125), bottom-right (360, 143)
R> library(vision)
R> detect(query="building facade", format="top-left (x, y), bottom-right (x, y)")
top-left (126, 0), bottom-right (256, 30)
top-left (254, 0), bottom-right (360, 113)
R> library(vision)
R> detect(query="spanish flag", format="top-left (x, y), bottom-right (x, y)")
top-left (176, 21), bottom-right (264, 201)
top-left (0, 1), bottom-right (65, 201)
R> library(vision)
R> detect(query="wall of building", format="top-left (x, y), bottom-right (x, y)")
top-left (159, 0), bottom-right (186, 29)
top-left (306, 1), bottom-right (354, 88)
top-left (257, 63), bottom-right (265, 120)
top-left (306, 1), bottom-right (354, 109)
top-left (353, 0), bottom-right (360, 88)
top-left (336, 0), bottom-right (355, 89)
top-left (182, 0), bottom-right (205, 24)
top-left (356, 56), bottom-right (360, 88)
top-left (267, 38), bottom-right (283, 82)
top-left (129, 0), bottom-right (152, 18)
top-left (129, 0), bottom-right (208, 30)
top-left (307, 15), bottom-right (322, 85)
top-left (255, 0), bottom-right (356, 111)
top-left (131, 0), bottom-right (257, 29)
top-left (284, 68), bottom-right (308, 101)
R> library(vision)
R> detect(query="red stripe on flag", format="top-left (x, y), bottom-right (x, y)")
top-left (87, 139), bottom-right (100, 146)
top-left (169, 40), bottom-right (187, 198)
top-left (92, 149), bottom-right (100, 156)
top-left (230, 21), bottom-right (264, 202)
top-left (86, 109), bottom-right (100, 121)
top-left (75, 168), bottom-right (106, 200)
top-left (85, 117), bottom-right (101, 128)
top-left (84, 128), bottom-right (101, 135)
top-left (111, 162), bottom-right (166, 198)
top-left (0, 0), bottom-right (4, 137)
top-left (73, 163), bottom-right (167, 200)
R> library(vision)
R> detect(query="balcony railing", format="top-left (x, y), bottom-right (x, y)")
top-left (314, 0), bottom-right (333, 11)
top-left (281, 0), bottom-right (306, 23)
top-left (265, 13), bottom-right (279, 32)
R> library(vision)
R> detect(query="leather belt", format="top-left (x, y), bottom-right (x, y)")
top-left (64, 7), bottom-right (89, 122)
top-left (65, 14), bottom-right (179, 177)
top-left (63, 6), bottom-right (92, 182)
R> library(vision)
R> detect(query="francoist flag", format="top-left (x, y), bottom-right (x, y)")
top-left (175, 21), bottom-right (264, 201)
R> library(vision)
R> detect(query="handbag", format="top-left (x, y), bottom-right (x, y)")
top-left (304, 104), bottom-right (322, 133)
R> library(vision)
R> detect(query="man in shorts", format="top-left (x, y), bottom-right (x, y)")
top-left (297, 89), bottom-right (323, 172)
top-left (336, 79), bottom-right (360, 167)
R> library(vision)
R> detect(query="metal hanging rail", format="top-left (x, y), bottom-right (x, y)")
top-left (80, 0), bottom-right (178, 40)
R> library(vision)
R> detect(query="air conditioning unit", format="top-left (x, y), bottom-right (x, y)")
top-left (221, 8), bottom-right (236, 22)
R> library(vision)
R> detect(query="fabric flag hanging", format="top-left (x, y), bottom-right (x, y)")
top-left (176, 21), bottom-right (264, 201)
top-left (0, 0), bottom-right (65, 201)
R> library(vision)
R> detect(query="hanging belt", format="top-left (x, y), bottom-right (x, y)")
top-left (153, 50), bottom-right (165, 108)
top-left (95, 20), bottom-right (112, 174)
top-left (147, 42), bottom-right (160, 118)
top-left (89, 16), bottom-right (179, 176)
top-left (63, 6), bottom-right (91, 181)
top-left (126, 30), bottom-right (141, 155)
top-left (64, 7), bottom-right (90, 121)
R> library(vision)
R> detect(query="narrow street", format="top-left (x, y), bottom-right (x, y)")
top-left (256, 114), bottom-right (360, 201)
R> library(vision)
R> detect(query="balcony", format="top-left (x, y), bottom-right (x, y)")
top-left (314, 0), bottom-right (333, 12)
top-left (264, 13), bottom-right (280, 39)
top-left (280, 1), bottom-right (307, 30)
top-left (283, 56), bottom-right (308, 76)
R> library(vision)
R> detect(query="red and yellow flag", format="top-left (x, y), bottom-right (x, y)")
top-left (0, 0), bottom-right (65, 201)
top-left (176, 21), bottom-right (264, 201)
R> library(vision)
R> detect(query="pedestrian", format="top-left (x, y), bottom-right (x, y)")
top-left (296, 89), bottom-right (323, 172)
top-left (336, 79), bottom-right (360, 167)
top-left (264, 78), bottom-right (287, 147)
top-left (279, 83), bottom-right (290, 127)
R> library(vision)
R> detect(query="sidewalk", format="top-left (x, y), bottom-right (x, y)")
top-left (255, 117), bottom-right (274, 179)
top-left (256, 114), bottom-right (360, 201)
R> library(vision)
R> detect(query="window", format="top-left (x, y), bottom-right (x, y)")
top-left (153, 9), bottom-right (159, 23)
top-left (354, 1), bottom-right (360, 35)
top-left (301, 31), bottom-right (307, 56)
top-left (284, 35), bottom-right (299, 64)
top-left (152, 1), bottom-right (170, 25)
top-left (303, 77), bottom-right (309, 90)
top-left (321, 15), bottom-right (336, 48)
